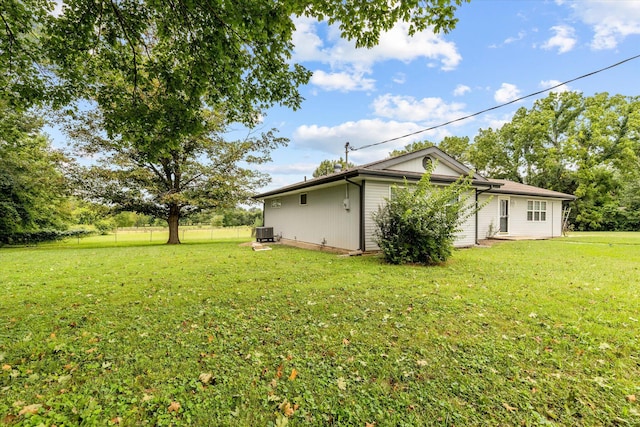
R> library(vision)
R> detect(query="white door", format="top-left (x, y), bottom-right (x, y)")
top-left (499, 198), bottom-right (509, 233)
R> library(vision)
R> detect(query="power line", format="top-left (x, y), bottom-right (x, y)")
top-left (351, 53), bottom-right (640, 152)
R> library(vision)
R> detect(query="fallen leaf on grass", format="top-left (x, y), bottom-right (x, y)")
top-left (416, 360), bottom-right (428, 367)
top-left (279, 401), bottom-right (298, 417)
top-left (627, 394), bottom-right (636, 402)
top-left (111, 416), bottom-right (122, 424)
top-left (502, 402), bottom-right (517, 412)
top-left (19, 404), bottom-right (42, 415)
top-left (2, 364), bottom-right (11, 371)
top-left (199, 373), bottom-right (213, 384)
top-left (342, 338), bottom-right (350, 346)
top-left (168, 401), bottom-right (181, 413)
top-left (365, 422), bottom-right (376, 427)
top-left (288, 368), bottom-right (298, 381)
top-left (337, 377), bottom-right (347, 391)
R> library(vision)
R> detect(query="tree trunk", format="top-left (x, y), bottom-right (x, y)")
top-left (167, 204), bottom-right (181, 244)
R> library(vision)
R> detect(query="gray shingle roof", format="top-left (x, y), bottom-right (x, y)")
top-left (487, 179), bottom-right (576, 200)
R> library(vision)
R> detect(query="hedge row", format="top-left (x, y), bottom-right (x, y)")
top-left (0, 229), bottom-right (95, 246)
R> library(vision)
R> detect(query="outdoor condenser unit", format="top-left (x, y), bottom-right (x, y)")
top-left (255, 226), bottom-right (274, 242)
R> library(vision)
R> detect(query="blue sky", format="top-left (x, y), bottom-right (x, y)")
top-left (249, 0), bottom-right (640, 192)
top-left (46, 1), bottom-right (640, 195)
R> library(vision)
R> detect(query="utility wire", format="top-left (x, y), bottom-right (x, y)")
top-left (351, 53), bottom-right (640, 152)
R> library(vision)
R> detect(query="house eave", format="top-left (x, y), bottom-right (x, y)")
top-left (252, 168), bottom-right (501, 200)
top-left (487, 188), bottom-right (576, 200)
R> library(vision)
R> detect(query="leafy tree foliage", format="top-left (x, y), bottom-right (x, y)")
top-left (0, 103), bottom-right (71, 243)
top-left (390, 140), bottom-right (435, 157)
top-left (221, 208), bottom-right (263, 227)
top-left (68, 110), bottom-right (285, 244)
top-left (0, 0), bottom-right (53, 109)
top-left (372, 165), bottom-right (477, 265)
top-left (312, 158), bottom-right (355, 178)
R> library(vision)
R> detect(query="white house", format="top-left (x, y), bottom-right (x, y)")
top-left (252, 147), bottom-right (576, 252)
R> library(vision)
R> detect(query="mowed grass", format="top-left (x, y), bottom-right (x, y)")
top-left (1, 233), bottom-right (639, 426)
top-left (72, 226), bottom-right (253, 245)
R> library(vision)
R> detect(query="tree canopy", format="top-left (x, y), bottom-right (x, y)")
top-left (68, 109), bottom-right (286, 244)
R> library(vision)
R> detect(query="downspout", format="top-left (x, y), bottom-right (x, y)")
top-left (345, 177), bottom-right (364, 252)
top-left (475, 186), bottom-right (494, 245)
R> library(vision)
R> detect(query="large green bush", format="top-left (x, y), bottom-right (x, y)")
top-left (372, 168), bottom-right (478, 265)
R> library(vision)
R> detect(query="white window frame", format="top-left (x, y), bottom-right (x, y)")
top-left (527, 200), bottom-right (547, 222)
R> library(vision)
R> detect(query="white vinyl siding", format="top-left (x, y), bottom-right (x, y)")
top-left (478, 195), bottom-right (563, 238)
top-left (363, 181), bottom-right (390, 251)
top-left (263, 184), bottom-right (360, 250)
top-left (387, 157), bottom-right (461, 177)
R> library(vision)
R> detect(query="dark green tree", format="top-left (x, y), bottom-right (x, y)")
top-left (312, 158), bottom-right (355, 178)
top-left (0, 104), bottom-right (71, 241)
top-left (389, 140), bottom-right (435, 157)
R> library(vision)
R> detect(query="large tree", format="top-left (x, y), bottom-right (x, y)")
top-left (43, 0), bottom-right (468, 243)
top-left (68, 109), bottom-right (286, 244)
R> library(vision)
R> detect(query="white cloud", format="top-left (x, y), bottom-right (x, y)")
top-left (539, 80), bottom-right (570, 93)
top-left (256, 163), bottom-right (319, 175)
top-left (291, 16), bottom-right (329, 63)
top-left (392, 73), bottom-right (406, 84)
top-left (292, 118), bottom-right (456, 164)
top-left (494, 83), bottom-right (521, 103)
top-left (565, 0), bottom-right (640, 50)
top-left (310, 70), bottom-right (375, 92)
top-left (541, 25), bottom-right (577, 54)
top-left (453, 84), bottom-right (471, 97)
top-left (504, 31), bottom-right (526, 45)
top-left (292, 17), bottom-right (462, 92)
top-left (371, 94), bottom-right (468, 124)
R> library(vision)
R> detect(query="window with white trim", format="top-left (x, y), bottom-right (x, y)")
top-left (527, 200), bottom-right (547, 221)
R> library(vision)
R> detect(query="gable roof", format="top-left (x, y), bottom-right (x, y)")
top-left (362, 146), bottom-right (488, 182)
top-left (252, 146), bottom-right (576, 201)
top-left (253, 147), bottom-right (498, 199)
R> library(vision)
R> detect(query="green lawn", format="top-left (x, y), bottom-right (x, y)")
top-left (1, 233), bottom-right (639, 426)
